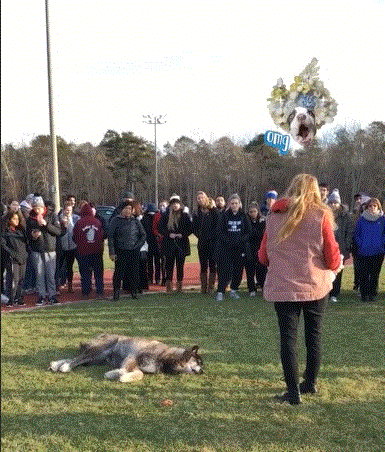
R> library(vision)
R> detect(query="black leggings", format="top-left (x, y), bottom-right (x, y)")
top-left (198, 243), bottom-right (216, 275)
top-left (274, 297), bottom-right (327, 392)
top-left (165, 248), bottom-right (186, 282)
top-left (5, 261), bottom-right (26, 303)
top-left (113, 249), bottom-right (140, 294)
top-left (357, 253), bottom-right (384, 298)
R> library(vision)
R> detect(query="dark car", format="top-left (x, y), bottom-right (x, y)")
top-left (96, 206), bottom-right (115, 226)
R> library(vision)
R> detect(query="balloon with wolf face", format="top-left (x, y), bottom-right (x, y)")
top-left (267, 58), bottom-right (338, 145)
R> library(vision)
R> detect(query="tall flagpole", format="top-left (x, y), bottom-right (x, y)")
top-left (45, 0), bottom-right (60, 212)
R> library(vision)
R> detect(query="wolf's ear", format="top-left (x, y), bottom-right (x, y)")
top-left (182, 345), bottom-right (199, 361)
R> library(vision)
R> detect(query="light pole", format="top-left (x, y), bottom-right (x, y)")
top-left (143, 115), bottom-right (166, 207)
top-left (45, 0), bottom-right (60, 212)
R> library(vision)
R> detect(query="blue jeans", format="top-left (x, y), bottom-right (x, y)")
top-left (77, 253), bottom-right (104, 295)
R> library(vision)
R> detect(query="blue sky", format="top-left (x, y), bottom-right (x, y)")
top-left (2, 0), bottom-right (384, 149)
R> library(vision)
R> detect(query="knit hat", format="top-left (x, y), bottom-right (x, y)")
top-left (32, 196), bottom-right (45, 207)
top-left (25, 194), bottom-right (35, 205)
top-left (169, 194), bottom-right (181, 204)
top-left (360, 195), bottom-right (371, 205)
top-left (146, 203), bottom-right (157, 213)
top-left (122, 191), bottom-right (134, 200)
top-left (328, 189), bottom-right (341, 204)
top-left (20, 200), bottom-right (32, 211)
top-left (266, 190), bottom-right (278, 200)
top-left (228, 193), bottom-right (241, 203)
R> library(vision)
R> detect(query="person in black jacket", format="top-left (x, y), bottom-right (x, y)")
top-left (244, 202), bottom-right (267, 296)
top-left (1, 211), bottom-right (28, 306)
top-left (327, 189), bottom-right (354, 302)
top-left (142, 203), bottom-right (161, 285)
top-left (108, 200), bottom-right (146, 300)
top-left (157, 194), bottom-right (193, 293)
top-left (192, 191), bottom-right (219, 293)
top-left (215, 194), bottom-right (251, 301)
top-left (25, 196), bottom-right (62, 305)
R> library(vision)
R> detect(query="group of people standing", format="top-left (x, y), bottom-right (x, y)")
top-left (1, 174), bottom-right (384, 407)
top-left (1, 182), bottom-right (384, 309)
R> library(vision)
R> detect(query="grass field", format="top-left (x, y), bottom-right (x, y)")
top-left (1, 284), bottom-right (385, 452)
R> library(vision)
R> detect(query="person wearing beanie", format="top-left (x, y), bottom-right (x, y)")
top-left (354, 198), bottom-right (385, 302)
top-left (110, 192), bottom-right (136, 221)
top-left (328, 189), bottom-right (341, 205)
top-left (192, 191), bottom-right (220, 294)
top-left (327, 189), bottom-right (354, 302)
top-left (108, 200), bottom-right (146, 300)
top-left (157, 195), bottom-right (192, 293)
top-left (26, 196), bottom-right (62, 305)
top-left (215, 193), bottom-right (251, 301)
top-left (261, 190), bottom-right (278, 216)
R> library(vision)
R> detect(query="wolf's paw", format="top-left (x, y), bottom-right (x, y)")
top-left (119, 370), bottom-right (144, 383)
top-left (104, 369), bottom-right (122, 380)
top-left (50, 360), bottom-right (71, 373)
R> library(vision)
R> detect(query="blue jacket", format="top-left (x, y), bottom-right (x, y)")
top-left (354, 214), bottom-right (385, 256)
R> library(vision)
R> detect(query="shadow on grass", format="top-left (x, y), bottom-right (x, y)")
top-left (2, 398), bottom-right (385, 452)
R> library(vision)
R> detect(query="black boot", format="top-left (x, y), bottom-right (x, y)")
top-left (299, 381), bottom-right (317, 394)
top-left (113, 289), bottom-right (120, 301)
top-left (274, 385), bottom-right (302, 405)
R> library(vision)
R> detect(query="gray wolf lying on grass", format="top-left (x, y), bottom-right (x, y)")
top-left (50, 333), bottom-right (204, 382)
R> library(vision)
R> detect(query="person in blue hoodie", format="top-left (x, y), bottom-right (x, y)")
top-left (215, 194), bottom-right (251, 301)
top-left (354, 198), bottom-right (385, 302)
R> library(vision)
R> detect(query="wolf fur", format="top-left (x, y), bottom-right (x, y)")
top-left (50, 334), bottom-right (203, 382)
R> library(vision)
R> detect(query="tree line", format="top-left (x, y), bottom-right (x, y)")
top-left (1, 121), bottom-right (384, 209)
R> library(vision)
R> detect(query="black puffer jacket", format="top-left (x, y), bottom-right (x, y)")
top-left (108, 215), bottom-right (146, 255)
top-left (1, 226), bottom-right (28, 264)
top-left (26, 209), bottom-right (62, 253)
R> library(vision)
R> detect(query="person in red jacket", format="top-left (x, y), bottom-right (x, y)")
top-left (73, 203), bottom-right (106, 297)
top-left (258, 173), bottom-right (342, 405)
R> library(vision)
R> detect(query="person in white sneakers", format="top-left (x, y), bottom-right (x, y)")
top-left (215, 194), bottom-right (251, 301)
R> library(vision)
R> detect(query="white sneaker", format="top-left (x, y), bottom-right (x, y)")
top-left (230, 290), bottom-right (240, 299)
top-left (249, 291), bottom-right (256, 297)
top-left (329, 296), bottom-right (338, 303)
top-left (216, 292), bottom-right (223, 302)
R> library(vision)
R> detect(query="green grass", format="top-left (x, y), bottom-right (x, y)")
top-left (1, 287), bottom-right (385, 452)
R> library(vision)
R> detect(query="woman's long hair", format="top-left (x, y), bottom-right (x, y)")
top-left (276, 173), bottom-right (335, 243)
top-left (167, 205), bottom-right (182, 231)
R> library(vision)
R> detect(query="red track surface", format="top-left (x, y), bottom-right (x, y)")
top-left (1, 263), bottom-right (202, 313)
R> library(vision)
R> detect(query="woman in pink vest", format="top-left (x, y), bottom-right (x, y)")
top-left (258, 174), bottom-right (342, 405)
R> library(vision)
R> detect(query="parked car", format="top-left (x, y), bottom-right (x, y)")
top-left (96, 206), bottom-right (115, 226)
